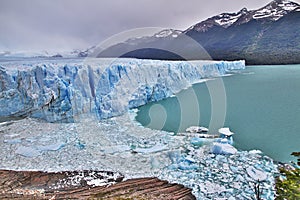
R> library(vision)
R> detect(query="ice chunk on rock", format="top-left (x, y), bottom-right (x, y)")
top-left (211, 143), bottom-right (237, 155)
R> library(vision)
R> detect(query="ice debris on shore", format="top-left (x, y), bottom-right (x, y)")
top-left (160, 144), bottom-right (278, 200)
top-left (0, 113), bottom-right (278, 200)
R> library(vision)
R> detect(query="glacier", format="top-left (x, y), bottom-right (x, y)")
top-left (0, 58), bottom-right (245, 122)
top-left (0, 58), bottom-right (280, 200)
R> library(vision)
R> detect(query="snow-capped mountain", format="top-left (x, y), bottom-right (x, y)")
top-left (153, 29), bottom-right (182, 38)
top-left (97, 0), bottom-right (300, 65)
top-left (186, 0), bottom-right (299, 32)
top-left (0, 46), bottom-right (97, 59)
top-left (252, 0), bottom-right (299, 20)
top-left (70, 46), bottom-right (96, 57)
top-left (186, 8), bottom-right (249, 32)
top-left (3, 0), bottom-right (298, 64)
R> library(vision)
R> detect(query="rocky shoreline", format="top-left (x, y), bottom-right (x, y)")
top-left (0, 169), bottom-right (195, 199)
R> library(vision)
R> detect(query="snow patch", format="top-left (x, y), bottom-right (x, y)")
top-left (154, 29), bottom-right (182, 38)
top-left (215, 13), bottom-right (242, 27)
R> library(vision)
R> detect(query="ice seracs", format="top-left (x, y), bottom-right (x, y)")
top-left (0, 58), bottom-right (245, 122)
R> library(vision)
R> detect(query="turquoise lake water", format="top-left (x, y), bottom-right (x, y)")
top-left (136, 65), bottom-right (300, 163)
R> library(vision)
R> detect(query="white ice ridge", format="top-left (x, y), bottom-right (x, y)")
top-left (0, 58), bottom-right (245, 122)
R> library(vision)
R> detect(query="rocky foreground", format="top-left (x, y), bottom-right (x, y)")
top-left (0, 170), bottom-right (195, 199)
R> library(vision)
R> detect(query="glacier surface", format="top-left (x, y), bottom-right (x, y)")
top-left (0, 58), bottom-right (245, 122)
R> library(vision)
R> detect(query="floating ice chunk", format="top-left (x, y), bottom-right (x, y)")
top-left (190, 137), bottom-right (205, 146)
top-left (178, 161), bottom-right (198, 170)
top-left (185, 156), bottom-right (196, 163)
top-left (36, 141), bottom-right (65, 151)
top-left (246, 166), bottom-right (267, 181)
top-left (135, 144), bottom-right (167, 154)
top-left (102, 145), bottom-right (131, 154)
top-left (215, 138), bottom-right (233, 144)
top-left (168, 151), bottom-right (183, 163)
top-left (211, 143), bottom-right (237, 155)
top-left (203, 181), bottom-right (227, 194)
top-left (15, 146), bottom-right (41, 157)
top-left (3, 138), bottom-right (22, 144)
top-left (218, 127), bottom-right (234, 136)
top-left (150, 157), bottom-right (162, 169)
top-left (249, 150), bottom-right (263, 154)
top-left (186, 126), bottom-right (208, 133)
top-left (229, 165), bottom-right (239, 173)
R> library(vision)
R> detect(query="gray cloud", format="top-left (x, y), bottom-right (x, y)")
top-left (0, 0), bottom-right (288, 52)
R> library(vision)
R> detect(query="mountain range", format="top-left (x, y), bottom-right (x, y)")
top-left (97, 0), bottom-right (300, 65)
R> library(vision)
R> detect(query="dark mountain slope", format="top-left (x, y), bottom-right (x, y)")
top-left (97, 0), bottom-right (300, 65)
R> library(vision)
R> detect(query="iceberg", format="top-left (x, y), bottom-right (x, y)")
top-left (0, 58), bottom-right (245, 122)
top-left (211, 142), bottom-right (238, 155)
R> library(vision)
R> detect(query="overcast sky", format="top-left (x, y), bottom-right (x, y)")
top-left (0, 0), bottom-right (296, 52)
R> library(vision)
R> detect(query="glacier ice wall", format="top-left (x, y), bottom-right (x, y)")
top-left (0, 58), bottom-right (245, 122)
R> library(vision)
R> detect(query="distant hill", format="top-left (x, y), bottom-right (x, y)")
top-left (97, 0), bottom-right (300, 65)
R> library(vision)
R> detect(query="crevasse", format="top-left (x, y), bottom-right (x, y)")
top-left (0, 58), bottom-right (245, 122)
